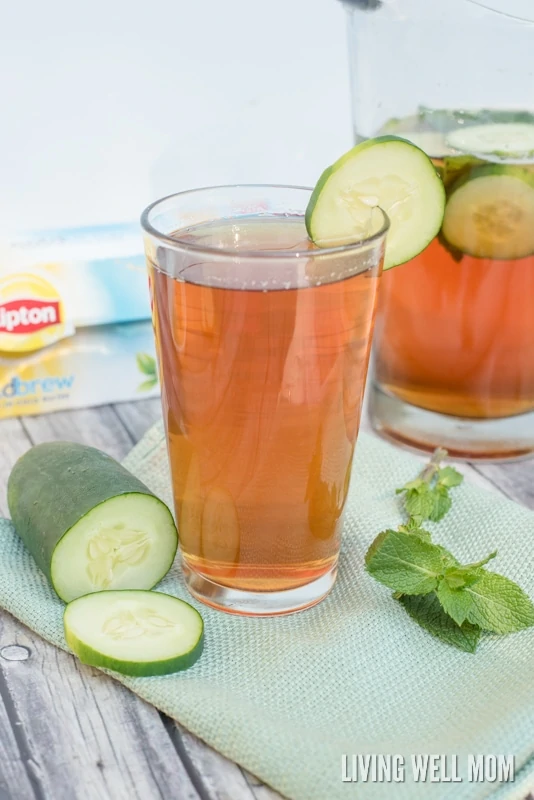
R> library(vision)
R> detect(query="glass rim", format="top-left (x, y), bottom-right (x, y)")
top-left (140, 184), bottom-right (390, 259)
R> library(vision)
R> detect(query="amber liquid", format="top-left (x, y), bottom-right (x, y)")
top-left (149, 216), bottom-right (380, 592)
top-left (375, 160), bottom-right (534, 420)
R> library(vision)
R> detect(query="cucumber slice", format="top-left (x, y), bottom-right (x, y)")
top-left (64, 590), bottom-right (204, 676)
top-left (446, 123), bottom-right (534, 161)
top-left (7, 442), bottom-right (178, 602)
top-left (305, 136), bottom-right (445, 269)
top-left (442, 165), bottom-right (534, 259)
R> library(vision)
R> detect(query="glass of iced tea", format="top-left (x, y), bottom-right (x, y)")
top-left (343, 0), bottom-right (534, 459)
top-left (141, 186), bottom-right (387, 615)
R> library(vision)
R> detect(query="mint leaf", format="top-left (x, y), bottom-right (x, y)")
top-left (464, 572), bottom-right (534, 634)
top-left (364, 530), bottom-right (389, 565)
top-left (436, 580), bottom-right (474, 625)
top-left (398, 519), bottom-right (432, 541)
top-left (136, 352), bottom-right (157, 376)
top-left (404, 484), bottom-right (436, 519)
top-left (428, 485), bottom-right (452, 522)
top-left (444, 552), bottom-right (497, 589)
top-left (437, 466), bottom-right (463, 488)
top-left (365, 531), bottom-right (448, 595)
top-left (399, 593), bottom-right (481, 653)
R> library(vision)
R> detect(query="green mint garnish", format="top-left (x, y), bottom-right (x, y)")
top-left (396, 447), bottom-right (462, 523)
top-left (398, 594), bottom-right (481, 654)
top-left (366, 449), bottom-right (534, 653)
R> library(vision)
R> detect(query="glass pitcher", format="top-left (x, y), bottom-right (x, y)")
top-left (342, 0), bottom-right (534, 460)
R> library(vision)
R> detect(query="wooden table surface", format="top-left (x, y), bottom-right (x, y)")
top-left (1, 398), bottom-right (533, 800)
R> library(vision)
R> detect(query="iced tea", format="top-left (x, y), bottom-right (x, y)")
top-left (145, 202), bottom-right (384, 614)
top-left (371, 110), bottom-right (534, 458)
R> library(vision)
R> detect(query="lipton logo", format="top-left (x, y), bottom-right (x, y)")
top-left (0, 272), bottom-right (73, 354)
top-left (0, 299), bottom-right (61, 334)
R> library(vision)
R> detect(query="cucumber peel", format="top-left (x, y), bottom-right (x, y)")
top-left (305, 136), bottom-right (445, 270)
top-left (8, 442), bottom-right (178, 602)
top-left (442, 164), bottom-right (534, 259)
top-left (64, 590), bottom-right (204, 676)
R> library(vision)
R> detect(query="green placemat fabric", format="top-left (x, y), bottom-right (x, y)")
top-left (0, 422), bottom-right (533, 800)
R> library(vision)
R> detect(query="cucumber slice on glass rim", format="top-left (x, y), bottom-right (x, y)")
top-left (64, 590), bottom-right (204, 676)
top-left (442, 164), bottom-right (534, 259)
top-left (446, 123), bottom-right (534, 162)
top-left (305, 136), bottom-right (445, 270)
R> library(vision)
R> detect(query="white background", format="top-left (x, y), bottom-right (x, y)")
top-left (0, 0), bottom-right (353, 234)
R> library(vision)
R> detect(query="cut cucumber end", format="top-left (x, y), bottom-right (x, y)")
top-left (51, 493), bottom-right (178, 602)
top-left (8, 441), bottom-right (179, 603)
top-left (442, 164), bottom-right (534, 259)
top-left (306, 136), bottom-right (445, 270)
top-left (64, 590), bottom-right (204, 676)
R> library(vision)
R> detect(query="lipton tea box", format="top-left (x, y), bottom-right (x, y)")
top-left (0, 224), bottom-right (159, 419)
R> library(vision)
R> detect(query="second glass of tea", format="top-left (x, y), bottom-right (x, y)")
top-left (343, 0), bottom-right (534, 460)
top-left (142, 186), bottom-right (387, 615)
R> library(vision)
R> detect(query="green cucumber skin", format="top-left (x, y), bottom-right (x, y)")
top-left (7, 442), bottom-right (177, 590)
top-left (305, 163), bottom-right (333, 240)
top-left (64, 626), bottom-right (204, 676)
top-left (64, 591), bottom-right (204, 677)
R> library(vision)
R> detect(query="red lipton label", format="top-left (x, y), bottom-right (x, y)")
top-left (0, 299), bottom-right (61, 334)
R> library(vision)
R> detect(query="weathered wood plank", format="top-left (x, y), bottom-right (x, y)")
top-left (0, 611), bottom-right (201, 800)
top-left (243, 769), bottom-right (286, 799)
top-left (113, 399), bottom-right (162, 443)
top-left (473, 461), bottom-right (534, 510)
top-left (21, 406), bottom-right (134, 460)
top-left (0, 651), bottom-right (36, 800)
top-left (168, 721), bottom-right (276, 800)
top-left (0, 419), bottom-right (32, 517)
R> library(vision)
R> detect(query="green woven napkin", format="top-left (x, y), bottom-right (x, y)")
top-left (0, 422), bottom-right (533, 800)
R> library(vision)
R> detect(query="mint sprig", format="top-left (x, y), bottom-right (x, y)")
top-left (396, 447), bottom-right (462, 523)
top-left (366, 449), bottom-right (534, 653)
